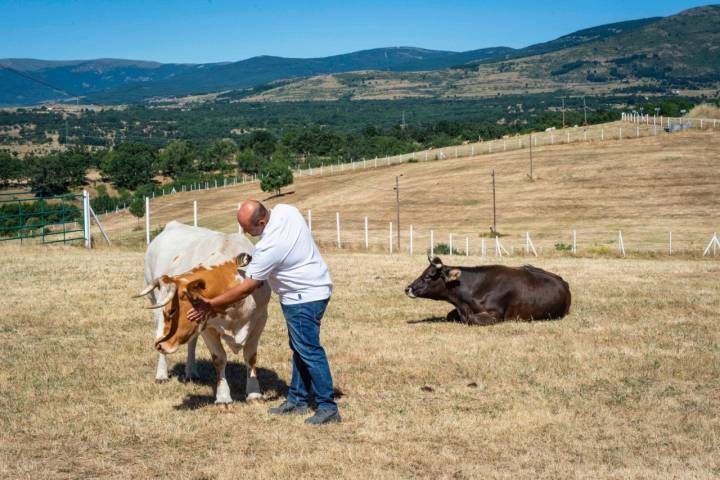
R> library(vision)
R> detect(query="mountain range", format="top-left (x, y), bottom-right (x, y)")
top-left (1, 5), bottom-right (718, 106)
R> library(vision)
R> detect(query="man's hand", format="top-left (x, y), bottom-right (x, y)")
top-left (187, 296), bottom-right (213, 323)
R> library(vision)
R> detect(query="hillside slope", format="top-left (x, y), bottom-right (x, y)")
top-left (0, 10), bottom-right (663, 105)
top-left (99, 125), bottom-right (720, 253)
top-left (242, 6), bottom-right (720, 102)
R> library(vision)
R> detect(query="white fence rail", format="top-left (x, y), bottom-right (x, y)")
top-left (140, 201), bottom-right (720, 257)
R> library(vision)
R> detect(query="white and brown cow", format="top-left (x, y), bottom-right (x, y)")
top-left (135, 221), bottom-right (271, 404)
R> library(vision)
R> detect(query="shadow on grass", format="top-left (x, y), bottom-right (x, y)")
top-left (407, 310), bottom-right (462, 324)
top-left (171, 360), bottom-right (346, 410)
top-left (171, 360), bottom-right (288, 410)
top-left (407, 316), bottom-right (457, 324)
top-left (262, 190), bottom-right (295, 201)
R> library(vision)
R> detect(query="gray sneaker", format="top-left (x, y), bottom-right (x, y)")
top-left (305, 408), bottom-right (341, 425)
top-left (268, 400), bottom-right (310, 416)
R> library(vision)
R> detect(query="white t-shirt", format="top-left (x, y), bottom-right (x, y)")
top-left (245, 204), bottom-right (332, 305)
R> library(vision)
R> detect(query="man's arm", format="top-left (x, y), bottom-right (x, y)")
top-left (187, 277), bottom-right (263, 322)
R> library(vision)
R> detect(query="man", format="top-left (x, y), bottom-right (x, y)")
top-left (187, 200), bottom-right (340, 425)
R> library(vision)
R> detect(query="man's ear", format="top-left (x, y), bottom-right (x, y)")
top-left (443, 268), bottom-right (461, 282)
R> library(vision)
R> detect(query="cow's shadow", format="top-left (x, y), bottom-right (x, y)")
top-left (171, 360), bottom-right (288, 410)
top-left (407, 309), bottom-right (463, 325)
top-left (407, 315), bottom-right (456, 324)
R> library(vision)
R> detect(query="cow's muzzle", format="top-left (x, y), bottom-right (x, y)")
top-left (405, 286), bottom-right (416, 298)
top-left (154, 339), bottom-right (179, 355)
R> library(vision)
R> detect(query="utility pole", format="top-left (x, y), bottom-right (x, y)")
top-left (491, 169), bottom-right (497, 233)
top-left (394, 175), bottom-right (402, 250)
top-left (528, 135), bottom-right (533, 179)
top-left (583, 96), bottom-right (588, 126)
top-left (561, 96), bottom-right (566, 129)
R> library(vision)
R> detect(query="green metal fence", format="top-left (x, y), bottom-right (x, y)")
top-left (0, 191), bottom-right (86, 244)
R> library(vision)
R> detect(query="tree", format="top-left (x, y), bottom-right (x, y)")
top-left (101, 142), bottom-right (158, 190)
top-left (201, 139), bottom-right (236, 173)
top-left (260, 159), bottom-right (293, 196)
top-left (0, 151), bottom-right (26, 186)
top-left (28, 150), bottom-right (89, 196)
top-left (158, 140), bottom-right (196, 177)
top-left (236, 149), bottom-right (264, 174)
top-left (129, 195), bottom-right (145, 220)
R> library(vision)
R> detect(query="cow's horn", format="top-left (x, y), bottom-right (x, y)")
top-left (133, 278), bottom-right (160, 298)
top-left (145, 283), bottom-right (177, 309)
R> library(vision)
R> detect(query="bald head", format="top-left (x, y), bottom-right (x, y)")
top-left (237, 200), bottom-right (269, 236)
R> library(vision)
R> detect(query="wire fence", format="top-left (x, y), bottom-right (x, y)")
top-left (83, 115), bottom-right (720, 257)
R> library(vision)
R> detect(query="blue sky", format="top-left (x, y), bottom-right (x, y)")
top-left (0, 0), bottom-right (713, 63)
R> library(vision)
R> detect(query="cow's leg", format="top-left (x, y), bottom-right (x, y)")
top-left (445, 308), bottom-right (462, 323)
top-left (466, 310), bottom-right (502, 326)
top-left (243, 311), bottom-right (267, 405)
top-left (201, 329), bottom-right (232, 405)
top-left (152, 303), bottom-right (170, 383)
top-left (183, 334), bottom-right (200, 382)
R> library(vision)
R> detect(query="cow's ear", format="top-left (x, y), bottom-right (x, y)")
top-left (186, 279), bottom-right (206, 293)
top-left (444, 269), bottom-right (461, 282)
top-left (235, 253), bottom-right (252, 268)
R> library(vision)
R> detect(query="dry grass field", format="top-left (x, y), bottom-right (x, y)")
top-left (99, 125), bottom-right (720, 255)
top-left (1, 244), bottom-right (719, 479)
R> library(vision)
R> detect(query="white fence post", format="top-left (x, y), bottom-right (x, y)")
top-left (193, 200), bottom-right (198, 227)
top-left (465, 237), bottom-right (469, 257)
top-left (336, 212), bottom-right (341, 248)
top-left (703, 232), bottom-right (720, 256)
top-left (409, 225), bottom-right (414, 255)
top-left (389, 222), bottom-right (393, 254)
top-left (82, 190), bottom-right (91, 248)
top-left (572, 230), bottom-right (577, 254)
top-left (449, 234), bottom-right (453, 256)
top-left (145, 196), bottom-right (150, 245)
top-left (364, 216), bottom-right (369, 249)
top-left (481, 238), bottom-right (486, 257)
top-left (430, 230), bottom-right (434, 257)
top-left (307, 209), bottom-right (312, 232)
top-left (525, 232), bottom-right (538, 256)
top-left (618, 230), bottom-right (626, 257)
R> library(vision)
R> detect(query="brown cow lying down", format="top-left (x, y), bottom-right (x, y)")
top-left (405, 256), bottom-right (571, 325)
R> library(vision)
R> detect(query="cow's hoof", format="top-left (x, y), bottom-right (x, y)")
top-left (155, 378), bottom-right (170, 384)
top-left (214, 398), bottom-right (233, 407)
top-left (247, 396), bottom-right (265, 406)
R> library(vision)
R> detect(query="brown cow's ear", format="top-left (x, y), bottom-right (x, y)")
top-left (186, 279), bottom-right (206, 293)
top-left (444, 269), bottom-right (461, 282)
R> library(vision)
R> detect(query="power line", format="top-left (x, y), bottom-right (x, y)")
top-left (0, 63), bottom-right (79, 100)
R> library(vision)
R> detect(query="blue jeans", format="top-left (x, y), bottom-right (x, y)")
top-left (281, 298), bottom-right (337, 412)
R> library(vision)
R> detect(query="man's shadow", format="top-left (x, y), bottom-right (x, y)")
top-left (171, 360), bottom-right (288, 410)
top-left (170, 360), bottom-right (345, 410)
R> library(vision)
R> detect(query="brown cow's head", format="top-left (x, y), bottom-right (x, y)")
top-left (405, 255), bottom-right (461, 300)
top-left (134, 254), bottom-right (251, 354)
